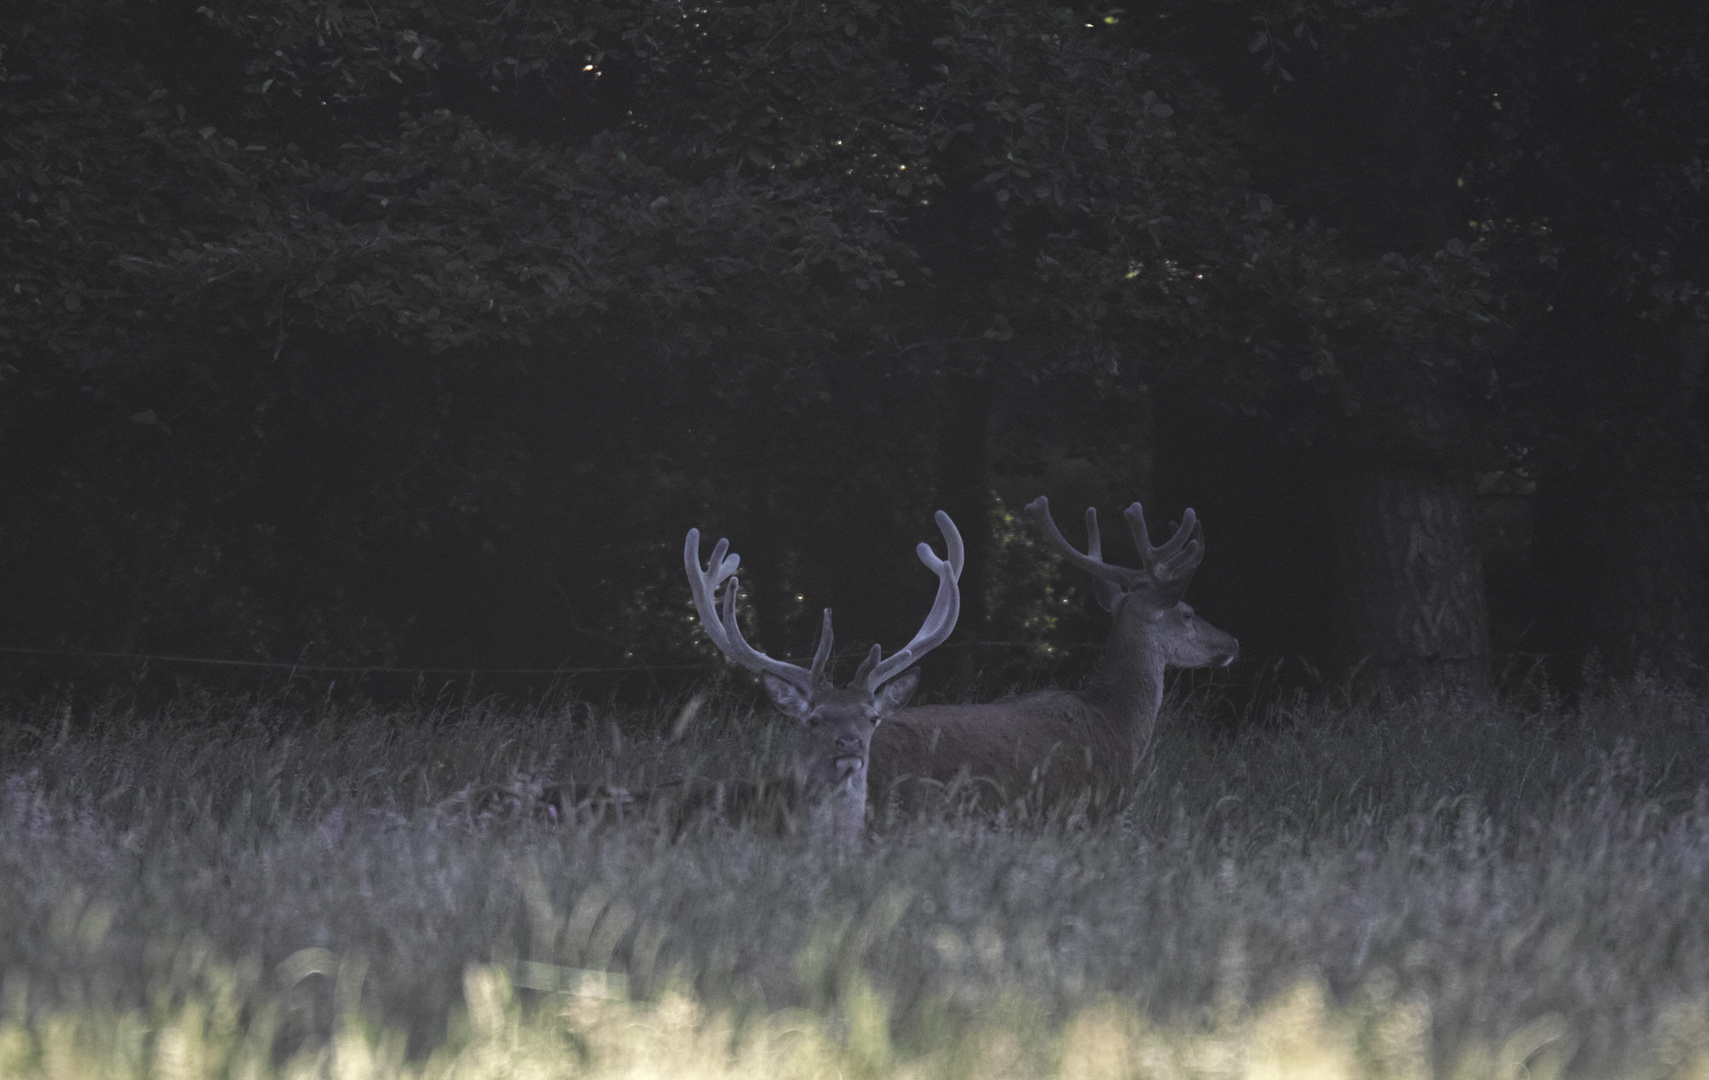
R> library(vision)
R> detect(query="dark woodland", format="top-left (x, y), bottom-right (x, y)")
top-left (3, 0), bottom-right (1705, 705)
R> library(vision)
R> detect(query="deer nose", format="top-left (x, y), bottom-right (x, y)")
top-left (835, 735), bottom-right (865, 756)
top-left (1217, 639), bottom-right (1240, 666)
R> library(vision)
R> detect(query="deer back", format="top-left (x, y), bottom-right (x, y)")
top-left (868, 690), bottom-right (1132, 813)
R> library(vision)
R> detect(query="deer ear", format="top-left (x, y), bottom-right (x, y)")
top-left (1092, 580), bottom-right (1124, 612)
top-left (874, 667), bottom-right (921, 712)
top-left (762, 675), bottom-right (814, 720)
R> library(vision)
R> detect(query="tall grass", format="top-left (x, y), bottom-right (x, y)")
top-left (1, 677), bottom-right (1707, 1077)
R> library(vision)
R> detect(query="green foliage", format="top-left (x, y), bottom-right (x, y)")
top-left (3, 0), bottom-right (1497, 399)
top-left (1138, 0), bottom-right (1707, 475)
top-left (0, 13), bottom-right (876, 359)
top-left (3, 0), bottom-right (1689, 674)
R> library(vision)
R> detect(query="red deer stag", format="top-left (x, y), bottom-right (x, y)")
top-left (672, 510), bottom-right (963, 843)
top-left (441, 514), bottom-right (960, 844)
top-left (867, 496), bottom-right (1237, 813)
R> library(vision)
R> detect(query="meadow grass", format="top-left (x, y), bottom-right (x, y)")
top-left (1, 676), bottom-right (1708, 1077)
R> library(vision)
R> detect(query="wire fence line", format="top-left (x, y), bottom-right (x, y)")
top-left (0, 646), bottom-right (713, 676)
top-left (0, 639), bottom-right (1096, 678)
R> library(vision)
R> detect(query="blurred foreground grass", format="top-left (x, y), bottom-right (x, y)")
top-left (2, 676), bottom-right (1709, 1077)
top-left (16, 958), bottom-right (1706, 1080)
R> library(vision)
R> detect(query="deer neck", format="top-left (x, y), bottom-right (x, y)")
top-left (807, 764), bottom-right (868, 848)
top-left (1084, 602), bottom-right (1168, 760)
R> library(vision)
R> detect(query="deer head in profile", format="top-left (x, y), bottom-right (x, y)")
top-left (1026, 495), bottom-right (1239, 680)
top-left (683, 511), bottom-right (963, 843)
top-left (868, 496), bottom-right (1236, 813)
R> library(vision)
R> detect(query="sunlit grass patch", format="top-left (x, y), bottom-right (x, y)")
top-left (5, 959), bottom-right (1709, 1079)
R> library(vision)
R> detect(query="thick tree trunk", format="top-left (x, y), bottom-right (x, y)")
top-left (936, 372), bottom-right (992, 688)
top-left (1335, 466), bottom-right (1491, 696)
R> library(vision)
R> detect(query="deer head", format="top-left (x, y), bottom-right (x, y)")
top-left (1025, 496), bottom-right (1239, 671)
top-left (684, 511), bottom-right (964, 838)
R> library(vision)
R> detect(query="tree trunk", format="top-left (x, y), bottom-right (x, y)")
top-left (1335, 465), bottom-right (1491, 697)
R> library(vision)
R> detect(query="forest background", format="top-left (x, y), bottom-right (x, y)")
top-left (2, 0), bottom-right (1705, 705)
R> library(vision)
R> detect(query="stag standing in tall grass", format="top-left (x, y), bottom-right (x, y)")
top-left (868, 497), bottom-right (1238, 814)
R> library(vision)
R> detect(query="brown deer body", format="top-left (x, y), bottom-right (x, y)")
top-left (868, 497), bottom-right (1237, 812)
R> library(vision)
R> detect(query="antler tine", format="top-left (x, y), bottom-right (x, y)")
top-left (685, 528), bottom-right (741, 653)
top-left (688, 527), bottom-right (824, 694)
top-left (1024, 497), bottom-right (1140, 589)
top-left (716, 577), bottom-right (820, 695)
top-left (1122, 503), bottom-right (1198, 565)
top-left (939, 507), bottom-right (967, 579)
top-left (1121, 503), bottom-right (1203, 583)
top-left (1156, 520), bottom-right (1205, 583)
top-left (808, 607), bottom-right (834, 685)
top-left (1084, 506), bottom-right (1104, 563)
top-left (863, 510), bottom-right (964, 692)
top-left (851, 642), bottom-right (884, 687)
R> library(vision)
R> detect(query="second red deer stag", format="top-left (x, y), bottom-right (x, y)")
top-left (867, 496), bottom-right (1238, 813)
